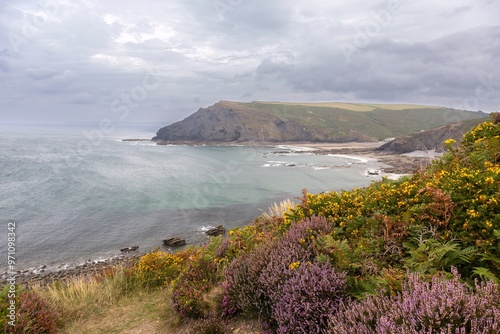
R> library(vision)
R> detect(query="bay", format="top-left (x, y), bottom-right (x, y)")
top-left (0, 123), bottom-right (383, 271)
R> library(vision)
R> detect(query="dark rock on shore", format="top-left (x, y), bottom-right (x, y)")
top-left (206, 225), bottom-right (226, 237)
top-left (120, 246), bottom-right (139, 252)
top-left (162, 237), bottom-right (186, 247)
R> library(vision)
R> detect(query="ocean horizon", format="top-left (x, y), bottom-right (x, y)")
top-left (0, 123), bottom-right (385, 273)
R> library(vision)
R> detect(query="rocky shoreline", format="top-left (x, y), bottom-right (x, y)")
top-left (124, 138), bottom-right (433, 175)
top-left (0, 254), bottom-right (142, 289)
top-left (313, 147), bottom-right (436, 174)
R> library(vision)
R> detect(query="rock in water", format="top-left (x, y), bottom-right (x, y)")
top-left (205, 225), bottom-right (226, 237)
top-left (162, 237), bottom-right (186, 247)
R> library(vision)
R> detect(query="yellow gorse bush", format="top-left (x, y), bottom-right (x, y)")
top-left (135, 251), bottom-right (187, 287)
top-left (283, 115), bottom-right (499, 280)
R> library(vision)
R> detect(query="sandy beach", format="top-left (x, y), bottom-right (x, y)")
top-left (269, 141), bottom-right (437, 175)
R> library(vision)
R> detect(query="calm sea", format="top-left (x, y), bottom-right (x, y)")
top-left (0, 123), bottom-right (383, 272)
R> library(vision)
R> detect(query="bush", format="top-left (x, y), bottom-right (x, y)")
top-left (273, 262), bottom-right (347, 334)
top-left (223, 216), bottom-right (336, 329)
top-left (259, 216), bottom-right (333, 304)
top-left (4, 290), bottom-right (58, 334)
top-left (222, 242), bottom-right (273, 319)
top-left (171, 256), bottom-right (219, 319)
top-left (135, 251), bottom-right (186, 288)
top-left (329, 268), bottom-right (500, 333)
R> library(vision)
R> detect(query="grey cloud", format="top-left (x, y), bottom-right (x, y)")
top-left (1, 1), bottom-right (499, 123)
top-left (24, 67), bottom-right (58, 80)
top-left (0, 58), bottom-right (10, 72)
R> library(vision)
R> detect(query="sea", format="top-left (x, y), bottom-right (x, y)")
top-left (0, 123), bottom-right (384, 273)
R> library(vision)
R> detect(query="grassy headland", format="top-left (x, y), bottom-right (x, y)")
top-left (3, 114), bottom-right (499, 333)
top-left (153, 100), bottom-right (486, 143)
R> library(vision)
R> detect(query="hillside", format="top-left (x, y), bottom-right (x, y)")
top-left (152, 101), bottom-right (486, 143)
top-left (376, 117), bottom-right (489, 154)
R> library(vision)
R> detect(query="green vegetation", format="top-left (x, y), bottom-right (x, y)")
top-left (154, 100), bottom-right (485, 143)
top-left (249, 101), bottom-right (485, 140)
top-left (5, 114), bottom-right (499, 333)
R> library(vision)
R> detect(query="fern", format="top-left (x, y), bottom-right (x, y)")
top-left (473, 267), bottom-right (500, 285)
top-left (405, 238), bottom-right (477, 274)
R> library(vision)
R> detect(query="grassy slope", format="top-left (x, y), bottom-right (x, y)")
top-left (245, 101), bottom-right (484, 140)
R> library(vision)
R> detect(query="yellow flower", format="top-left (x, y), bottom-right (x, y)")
top-left (289, 261), bottom-right (300, 270)
top-left (485, 177), bottom-right (494, 185)
top-left (229, 230), bottom-right (235, 236)
top-left (467, 209), bottom-right (480, 218)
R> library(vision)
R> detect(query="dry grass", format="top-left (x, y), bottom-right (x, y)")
top-left (261, 199), bottom-right (296, 220)
top-left (33, 266), bottom-right (146, 330)
top-left (59, 288), bottom-right (176, 334)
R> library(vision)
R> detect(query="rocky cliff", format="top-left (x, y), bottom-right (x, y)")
top-left (153, 101), bottom-right (371, 143)
top-left (152, 101), bottom-right (486, 144)
top-left (376, 117), bottom-right (488, 154)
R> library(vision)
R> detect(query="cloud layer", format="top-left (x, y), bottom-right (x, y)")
top-left (1, 0), bottom-right (499, 124)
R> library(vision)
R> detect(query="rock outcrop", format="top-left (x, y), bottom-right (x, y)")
top-left (205, 225), bottom-right (226, 237)
top-left (376, 117), bottom-right (488, 154)
top-left (162, 237), bottom-right (186, 247)
top-left (153, 101), bottom-right (319, 142)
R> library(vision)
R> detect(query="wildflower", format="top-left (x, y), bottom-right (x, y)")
top-left (444, 138), bottom-right (456, 145)
top-left (484, 177), bottom-right (494, 185)
top-left (289, 261), bottom-right (300, 270)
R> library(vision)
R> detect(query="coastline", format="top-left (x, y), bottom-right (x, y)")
top-left (1, 253), bottom-right (143, 288)
top-left (10, 141), bottom-right (435, 288)
top-left (126, 138), bottom-right (433, 175)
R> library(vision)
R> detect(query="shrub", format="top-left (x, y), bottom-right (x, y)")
top-left (259, 216), bottom-right (333, 304)
top-left (329, 268), bottom-right (500, 333)
top-left (5, 290), bottom-right (58, 334)
top-left (222, 216), bottom-right (336, 329)
top-left (135, 251), bottom-right (186, 288)
top-left (171, 256), bottom-right (219, 319)
top-left (273, 262), bottom-right (348, 334)
top-left (222, 242), bottom-right (273, 319)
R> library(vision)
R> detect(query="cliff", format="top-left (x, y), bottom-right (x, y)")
top-left (376, 117), bottom-right (488, 154)
top-left (153, 101), bottom-right (486, 143)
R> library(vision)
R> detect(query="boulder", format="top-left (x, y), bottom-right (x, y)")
top-left (205, 225), bottom-right (226, 237)
top-left (162, 237), bottom-right (186, 247)
top-left (120, 246), bottom-right (139, 252)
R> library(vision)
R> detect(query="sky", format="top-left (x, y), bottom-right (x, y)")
top-left (1, 0), bottom-right (499, 125)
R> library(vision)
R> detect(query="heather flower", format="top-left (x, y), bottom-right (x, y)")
top-left (329, 268), bottom-right (500, 334)
top-left (274, 262), bottom-right (348, 334)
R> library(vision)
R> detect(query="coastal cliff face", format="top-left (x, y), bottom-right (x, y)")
top-left (154, 102), bottom-right (314, 142)
top-left (152, 100), bottom-right (486, 144)
top-left (376, 117), bottom-right (488, 154)
top-left (153, 101), bottom-right (371, 143)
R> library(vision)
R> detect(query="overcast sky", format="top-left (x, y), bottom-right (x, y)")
top-left (1, 0), bottom-right (499, 124)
